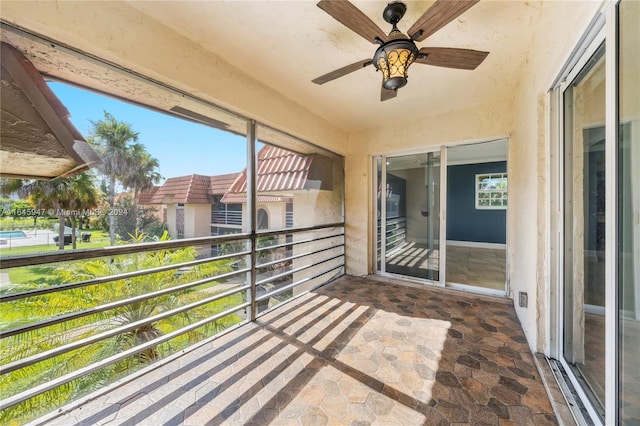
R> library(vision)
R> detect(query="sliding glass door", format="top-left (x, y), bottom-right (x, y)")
top-left (562, 41), bottom-right (607, 418)
top-left (557, 2), bottom-right (639, 423)
top-left (375, 141), bottom-right (508, 294)
top-left (375, 151), bottom-right (442, 283)
top-left (618, 1), bottom-right (639, 423)
top-left (445, 140), bottom-right (507, 294)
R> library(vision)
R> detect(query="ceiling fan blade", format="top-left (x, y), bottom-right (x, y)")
top-left (312, 59), bottom-right (372, 85)
top-left (408, 0), bottom-right (479, 42)
top-left (381, 87), bottom-right (397, 102)
top-left (317, 0), bottom-right (388, 44)
top-left (415, 47), bottom-right (488, 70)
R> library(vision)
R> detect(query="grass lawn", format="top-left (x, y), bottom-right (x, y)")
top-left (1, 229), bottom-right (112, 286)
top-left (0, 229), bottom-right (112, 257)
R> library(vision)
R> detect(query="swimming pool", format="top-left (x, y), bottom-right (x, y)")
top-left (0, 230), bottom-right (27, 239)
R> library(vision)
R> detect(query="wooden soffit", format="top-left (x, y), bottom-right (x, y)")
top-left (1, 42), bottom-right (100, 179)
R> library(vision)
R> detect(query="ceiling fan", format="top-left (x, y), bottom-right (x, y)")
top-left (312, 0), bottom-right (489, 101)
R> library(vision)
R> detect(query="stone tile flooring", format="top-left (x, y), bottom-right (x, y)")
top-left (46, 276), bottom-right (557, 425)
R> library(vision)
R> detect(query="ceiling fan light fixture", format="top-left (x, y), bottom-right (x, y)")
top-left (373, 38), bottom-right (418, 91)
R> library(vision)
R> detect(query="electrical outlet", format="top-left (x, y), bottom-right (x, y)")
top-left (519, 292), bottom-right (528, 308)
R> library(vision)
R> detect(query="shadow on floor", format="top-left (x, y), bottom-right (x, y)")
top-left (49, 275), bottom-right (557, 426)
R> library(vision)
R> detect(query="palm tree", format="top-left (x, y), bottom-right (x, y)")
top-left (121, 145), bottom-right (161, 233)
top-left (89, 112), bottom-right (140, 245)
top-left (1, 178), bottom-right (70, 250)
top-left (1, 175), bottom-right (101, 250)
top-left (65, 173), bottom-right (101, 249)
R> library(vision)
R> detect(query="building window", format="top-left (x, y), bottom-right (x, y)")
top-left (257, 208), bottom-right (269, 230)
top-left (475, 173), bottom-right (507, 209)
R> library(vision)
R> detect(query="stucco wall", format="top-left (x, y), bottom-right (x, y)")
top-left (184, 204), bottom-right (211, 239)
top-left (507, 0), bottom-right (603, 352)
top-left (257, 203), bottom-right (285, 230)
top-left (166, 204), bottom-right (177, 239)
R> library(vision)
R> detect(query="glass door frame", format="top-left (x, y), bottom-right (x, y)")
top-left (442, 139), bottom-right (509, 298)
top-left (372, 139), bottom-right (509, 296)
top-left (373, 146), bottom-right (447, 287)
top-left (550, 2), bottom-right (620, 423)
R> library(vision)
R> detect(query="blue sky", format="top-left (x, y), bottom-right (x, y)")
top-left (49, 82), bottom-right (248, 183)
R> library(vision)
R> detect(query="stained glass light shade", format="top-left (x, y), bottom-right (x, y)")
top-left (373, 39), bottom-right (418, 91)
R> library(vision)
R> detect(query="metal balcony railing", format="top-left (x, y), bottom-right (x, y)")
top-left (376, 217), bottom-right (407, 255)
top-left (0, 222), bottom-right (344, 422)
top-left (211, 210), bottom-right (243, 226)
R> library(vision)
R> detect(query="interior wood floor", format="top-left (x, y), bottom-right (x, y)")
top-left (384, 242), bottom-right (506, 291)
top-left (446, 245), bottom-right (506, 291)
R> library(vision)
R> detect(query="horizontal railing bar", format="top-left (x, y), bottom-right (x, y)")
top-left (0, 301), bottom-right (251, 411)
top-left (256, 243), bottom-right (343, 270)
top-left (385, 228), bottom-right (405, 235)
top-left (1, 268), bottom-right (250, 338)
top-left (377, 223), bottom-right (406, 229)
top-left (255, 232), bottom-right (344, 253)
top-left (256, 264), bottom-right (343, 302)
top-left (256, 222), bottom-right (343, 239)
top-left (0, 223), bottom-right (344, 269)
top-left (0, 284), bottom-right (250, 375)
top-left (0, 233), bottom-right (252, 269)
top-left (256, 253), bottom-right (343, 287)
top-left (377, 217), bottom-right (406, 223)
top-left (378, 227), bottom-right (406, 234)
top-left (378, 230), bottom-right (406, 241)
top-left (0, 250), bottom-right (251, 303)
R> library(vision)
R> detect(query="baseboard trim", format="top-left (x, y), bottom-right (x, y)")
top-left (447, 240), bottom-right (506, 249)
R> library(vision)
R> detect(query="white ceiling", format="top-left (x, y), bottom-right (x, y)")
top-left (126, 0), bottom-right (543, 131)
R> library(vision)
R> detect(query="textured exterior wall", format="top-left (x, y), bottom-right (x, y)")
top-left (507, 0), bottom-right (602, 352)
top-left (184, 204), bottom-right (211, 239)
top-left (166, 204), bottom-right (177, 239)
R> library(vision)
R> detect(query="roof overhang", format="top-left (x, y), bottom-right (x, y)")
top-left (0, 42), bottom-right (100, 180)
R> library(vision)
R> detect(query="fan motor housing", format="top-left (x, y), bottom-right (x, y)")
top-left (383, 2), bottom-right (407, 25)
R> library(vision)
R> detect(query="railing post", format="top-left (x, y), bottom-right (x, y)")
top-left (247, 119), bottom-right (257, 321)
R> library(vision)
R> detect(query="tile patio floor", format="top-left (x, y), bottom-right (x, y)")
top-left (45, 276), bottom-right (557, 425)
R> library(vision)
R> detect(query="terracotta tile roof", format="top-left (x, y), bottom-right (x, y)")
top-left (226, 145), bottom-right (315, 195)
top-left (137, 186), bottom-right (159, 205)
top-left (144, 145), bottom-right (333, 206)
top-left (221, 194), bottom-right (291, 204)
top-left (150, 174), bottom-right (211, 204)
top-left (210, 173), bottom-right (240, 195)
top-left (147, 173), bottom-right (240, 205)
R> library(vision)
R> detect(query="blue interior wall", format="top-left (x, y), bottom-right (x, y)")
top-left (446, 161), bottom-right (506, 244)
